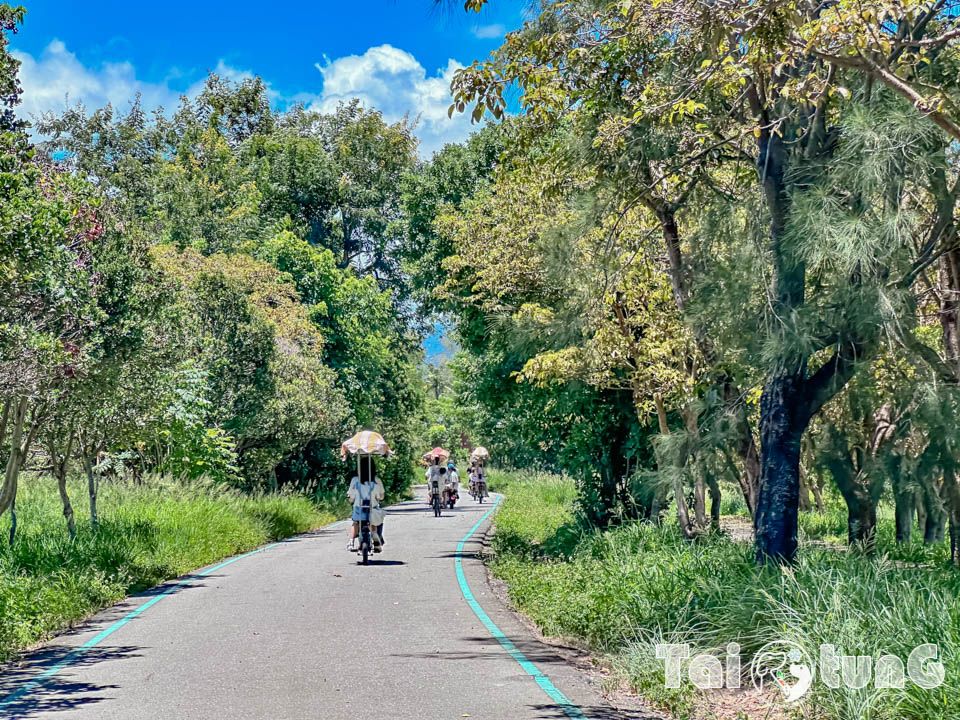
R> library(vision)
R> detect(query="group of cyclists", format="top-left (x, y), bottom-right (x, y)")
top-left (423, 455), bottom-right (487, 510)
top-left (346, 450), bottom-right (487, 554)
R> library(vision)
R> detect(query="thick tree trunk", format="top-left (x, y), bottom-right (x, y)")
top-left (753, 127), bottom-right (810, 565)
top-left (82, 455), bottom-right (99, 530)
top-left (846, 495), bottom-right (877, 550)
top-left (754, 368), bottom-right (805, 564)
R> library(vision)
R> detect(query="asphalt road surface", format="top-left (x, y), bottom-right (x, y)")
top-left (0, 489), bottom-right (653, 719)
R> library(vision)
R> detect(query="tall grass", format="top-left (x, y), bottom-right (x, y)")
top-left (489, 471), bottom-right (960, 720)
top-left (0, 474), bottom-right (347, 662)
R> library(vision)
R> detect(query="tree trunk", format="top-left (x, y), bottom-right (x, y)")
top-left (753, 125), bottom-right (809, 565)
top-left (7, 498), bottom-right (15, 548)
top-left (939, 249), bottom-right (960, 377)
top-left (754, 365), bottom-right (807, 563)
top-left (82, 454), bottom-right (100, 530)
top-left (693, 476), bottom-right (707, 528)
top-left (916, 487), bottom-right (928, 539)
top-left (707, 475), bottom-right (721, 532)
top-left (737, 417), bottom-right (761, 516)
top-left (0, 398), bottom-right (29, 519)
top-left (823, 437), bottom-right (878, 552)
top-left (49, 432), bottom-right (76, 539)
top-left (921, 479), bottom-right (947, 544)
top-left (57, 472), bottom-right (76, 539)
top-left (893, 479), bottom-right (915, 544)
top-left (798, 468), bottom-right (813, 512)
top-left (655, 394), bottom-right (694, 538)
top-left (811, 479), bottom-right (825, 513)
top-left (945, 476), bottom-right (960, 566)
top-left (847, 495), bottom-right (877, 551)
top-left (683, 405), bottom-right (708, 528)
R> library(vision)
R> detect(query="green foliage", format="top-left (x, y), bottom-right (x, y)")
top-left (398, 125), bottom-right (505, 317)
top-left (18, 65), bottom-right (426, 497)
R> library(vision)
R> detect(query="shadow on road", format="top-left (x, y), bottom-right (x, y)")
top-left (529, 703), bottom-right (662, 719)
top-left (0, 644), bottom-right (141, 718)
top-left (383, 505), bottom-right (436, 514)
top-left (390, 635), bottom-right (573, 666)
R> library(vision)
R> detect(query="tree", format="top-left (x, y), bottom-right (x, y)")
top-left (450, 0), bottom-right (960, 564)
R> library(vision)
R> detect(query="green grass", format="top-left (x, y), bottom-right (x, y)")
top-left (488, 471), bottom-right (960, 720)
top-left (0, 474), bottom-right (347, 662)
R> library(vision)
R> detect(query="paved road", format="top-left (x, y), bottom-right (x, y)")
top-left (0, 489), bottom-right (649, 719)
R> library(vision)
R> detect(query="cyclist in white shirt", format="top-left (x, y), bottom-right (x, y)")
top-left (347, 459), bottom-right (385, 551)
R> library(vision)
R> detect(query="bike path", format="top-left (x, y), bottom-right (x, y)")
top-left (0, 489), bottom-right (651, 719)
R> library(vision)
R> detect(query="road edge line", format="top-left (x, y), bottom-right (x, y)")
top-left (454, 495), bottom-right (588, 720)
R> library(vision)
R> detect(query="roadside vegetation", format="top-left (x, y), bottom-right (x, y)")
top-left (0, 474), bottom-right (345, 662)
top-left (489, 471), bottom-right (959, 720)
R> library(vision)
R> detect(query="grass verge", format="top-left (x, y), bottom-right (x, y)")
top-left (488, 471), bottom-right (959, 720)
top-left (0, 474), bottom-right (348, 663)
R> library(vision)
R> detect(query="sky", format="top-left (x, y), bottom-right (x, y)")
top-left (10, 1), bottom-right (526, 156)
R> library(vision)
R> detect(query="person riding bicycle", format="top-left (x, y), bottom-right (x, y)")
top-left (444, 461), bottom-right (460, 506)
top-left (470, 461), bottom-right (486, 499)
top-left (426, 455), bottom-right (444, 505)
top-left (347, 458), bottom-right (385, 552)
top-left (468, 461), bottom-right (478, 495)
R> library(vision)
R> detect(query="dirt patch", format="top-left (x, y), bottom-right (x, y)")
top-left (720, 515), bottom-right (754, 543)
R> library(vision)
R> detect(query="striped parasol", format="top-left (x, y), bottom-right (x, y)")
top-left (341, 430), bottom-right (392, 459)
top-left (422, 447), bottom-right (451, 464)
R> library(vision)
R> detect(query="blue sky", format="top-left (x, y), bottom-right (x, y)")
top-left (11, 1), bottom-right (525, 155)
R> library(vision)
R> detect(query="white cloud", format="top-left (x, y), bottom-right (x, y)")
top-left (314, 44), bottom-right (479, 157)
top-left (14, 40), bottom-right (184, 122)
top-left (14, 40), bottom-right (480, 157)
top-left (471, 24), bottom-right (506, 39)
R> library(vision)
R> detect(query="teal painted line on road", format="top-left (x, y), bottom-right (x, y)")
top-left (0, 519), bottom-right (350, 712)
top-left (454, 497), bottom-right (588, 720)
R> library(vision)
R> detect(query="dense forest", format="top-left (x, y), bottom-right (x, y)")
top-left (5, 0), bottom-right (960, 573)
top-left (436, 0), bottom-right (960, 569)
top-left (0, 4), bottom-right (433, 533)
